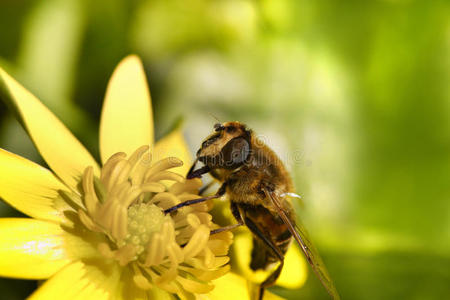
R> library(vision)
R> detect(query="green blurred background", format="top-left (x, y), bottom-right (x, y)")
top-left (0, 0), bottom-right (449, 299)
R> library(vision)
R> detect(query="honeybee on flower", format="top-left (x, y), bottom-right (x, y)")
top-left (0, 55), bottom-right (304, 300)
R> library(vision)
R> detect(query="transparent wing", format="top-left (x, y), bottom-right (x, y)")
top-left (263, 187), bottom-right (340, 300)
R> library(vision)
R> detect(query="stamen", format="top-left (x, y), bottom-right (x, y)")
top-left (129, 145), bottom-right (151, 185)
top-left (176, 276), bottom-right (214, 294)
top-left (183, 225), bottom-right (210, 259)
top-left (128, 145), bottom-right (150, 167)
top-left (82, 167), bottom-right (98, 215)
top-left (75, 146), bottom-right (232, 298)
top-left (97, 242), bottom-right (115, 259)
top-left (133, 273), bottom-right (153, 290)
top-left (112, 160), bottom-right (129, 187)
top-left (146, 171), bottom-right (184, 183)
top-left (145, 233), bottom-right (163, 266)
top-left (144, 157), bottom-right (183, 180)
top-left (77, 209), bottom-right (99, 232)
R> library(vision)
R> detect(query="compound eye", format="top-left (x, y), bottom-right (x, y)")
top-left (221, 137), bottom-right (250, 168)
top-left (225, 126), bottom-right (236, 133)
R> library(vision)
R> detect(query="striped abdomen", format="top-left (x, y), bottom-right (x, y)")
top-left (238, 204), bottom-right (293, 271)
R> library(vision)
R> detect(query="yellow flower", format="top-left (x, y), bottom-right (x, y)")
top-left (0, 55), bottom-right (285, 300)
top-left (210, 200), bottom-right (308, 294)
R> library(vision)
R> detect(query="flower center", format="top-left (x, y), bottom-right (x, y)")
top-left (121, 203), bottom-right (170, 259)
top-left (73, 145), bottom-right (233, 297)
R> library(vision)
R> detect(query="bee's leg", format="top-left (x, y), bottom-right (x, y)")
top-left (230, 201), bottom-right (243, 222)
top-left (163, 183), bottom-right (227, 214)
top-left (244, 217), bottom-right (284, 261)
top-left (259, 261), bottom-right (284, 300)
top-left (186, 160), bottom-right (211, 179)
top-left (199, 180), bottom-right (216, 196)
top-left (244, 216), bottom-right (284, 300)
top-left (186, 158), bottom-right (198, 178)
top-left (210, 222), bottom-right (243, 235)
top-left (210, 202), bottom-right (244, 235)
top-left (199, 168), bottom-right (225, 195)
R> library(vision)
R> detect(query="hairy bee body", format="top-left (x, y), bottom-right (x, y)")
top-left (242, 203), bottom-right (293, 270)
top-left (186, 121), bottom-right (340, 300)
top-left (221, 136), bottom-right (295, 271)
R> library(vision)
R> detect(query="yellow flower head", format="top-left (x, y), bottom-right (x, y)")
top-left (75, 146), bottom-right (233, 296)
top-left (0, 55), bottom-right (303, 300)
top-left (0, 56), bottom-right (234, 300)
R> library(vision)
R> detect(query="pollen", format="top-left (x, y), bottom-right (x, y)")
top-left (121, 203), bottom-right (170, 257)
top-left (75, 145), bottom-right (233, 297)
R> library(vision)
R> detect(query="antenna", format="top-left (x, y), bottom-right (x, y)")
top-left (208, 112), bottom-right (221, 124)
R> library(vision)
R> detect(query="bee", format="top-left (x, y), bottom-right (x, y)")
top-left (164, 122), bottom-right (340, 300)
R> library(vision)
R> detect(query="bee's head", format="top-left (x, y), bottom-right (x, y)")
top-left (193, 122), bottom-right (252, 175)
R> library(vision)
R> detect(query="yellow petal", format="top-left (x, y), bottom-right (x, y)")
top-left (277, 241), bottom-right (308, 289)
top-left (0, 148), bottom-right (70, 222)
top-left (233, 232), bottom-right (307, 289)
top-left (177, 276), bottom-right (214, 294)
top-left (115, 267), bottom-right (150, 300)
top-left (0, 67), bottom-right (100, 189)
top-left (153, 127), bottom-right (192, 177)
top-left (115, 267), bottom-right (174, 300)
top-left (146, 286), bottom-right (174, 300)
top-left (29, 260), bottom-right (121, 300)
top-left (100, 55), bottom-right (153, 164)
top-left (208, 273), bottom-right (284, 300)
top-left (0, 218), bottom-right (71, 279)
